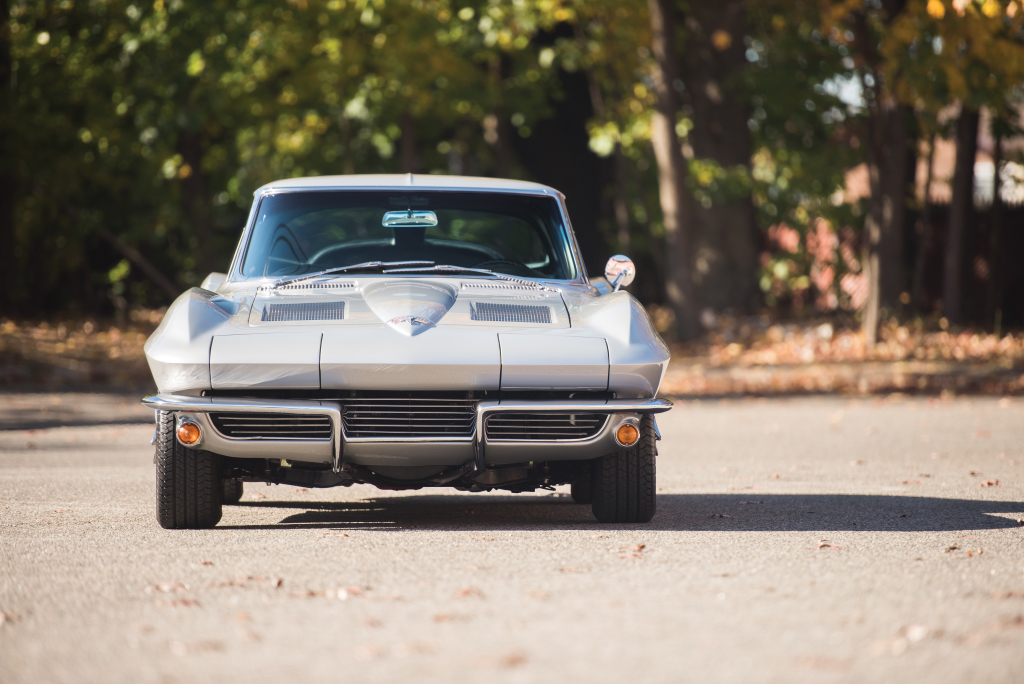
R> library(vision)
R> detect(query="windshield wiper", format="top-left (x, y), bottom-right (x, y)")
top-left (268, 261), bottom-right (435, 289)
top-left (381, 264), bottom-right (557, 291)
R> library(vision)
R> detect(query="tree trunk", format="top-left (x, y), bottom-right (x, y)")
top-left (943, 106), bottom-right (979, 325)
top-left (911, 134), bottom-right (936, 312)
top-left (680, 0), bottom-right (759, 312)
top-left (178, 129), bottom-right (215, 276)
top-left (575, 27), bottom-right (632, 255)
top-left (878, 104), bottom-right (911, 307)
top-left (95, 226), bottom-right (180, 300)
top-left (613, 147), bottom-right (631, 253)
top-left (339, 115), bottom-right (355, 175)
top-left (647, 0), bottom-right (700, 339)
top-left (0, 0), bottom-right (16, 307)
top-left (400, 110), bottom-right (418, 173)
top-left (862, 98), bottom-right (912, 344)
top-left (986, 129), bottom-right (1003, 330)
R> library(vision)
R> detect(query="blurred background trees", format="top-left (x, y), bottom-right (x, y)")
top-left (3, 0), bottom-right (1023, 341)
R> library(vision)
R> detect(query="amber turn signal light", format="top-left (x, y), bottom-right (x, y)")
top-left (615, 422), bottom-right (640, 447)
top-left (177, 421), bottom-right (202, 446)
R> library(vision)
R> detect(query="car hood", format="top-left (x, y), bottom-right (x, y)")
top-left (144, 277), bottom-right (669, 398)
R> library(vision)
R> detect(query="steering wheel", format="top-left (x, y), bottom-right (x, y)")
top-left (472, 259), bottom-right (532, 271)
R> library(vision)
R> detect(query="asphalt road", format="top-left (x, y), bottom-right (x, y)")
top-left (1, 393), bottom-right (1023, 683)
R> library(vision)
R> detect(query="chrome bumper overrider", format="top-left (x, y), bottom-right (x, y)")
top-left (141, 394), bottom-right (673, 470)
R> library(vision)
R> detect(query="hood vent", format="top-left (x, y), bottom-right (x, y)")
top-left (279, 281), bottom-right (356, 292)
top-left (262, 301), bottom-right (346, 322)
top-left (261, 280), bottom-right (357, 292)
top-left (471, 302), bottom-right (551, 324)
top-left (461, 281), bottom-right (540, 293)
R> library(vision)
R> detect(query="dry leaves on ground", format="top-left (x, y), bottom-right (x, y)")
top-left (145, 582), bottom-right (188, 594)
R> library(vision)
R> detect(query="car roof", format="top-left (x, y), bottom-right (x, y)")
top-left (257, 174), bottom-right (563, 197)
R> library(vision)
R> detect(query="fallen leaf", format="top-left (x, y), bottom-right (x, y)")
top-left (816, 541), bottom-right (843, 550)
top-left (0, 611), bottom-right (20, 625)
top-left (290, 589), bottom-right (325, 598)
top-left (967, 549), bottom-right (983, 557)
top-left (200, 561), bottom-right (214, 566)
top-left (969, 471), bottom-right (983, 476)
top-left (945, 545), bottom-right (960, 553)
top-left (901, 479), bottom-right (921, 485)
top-left (170, 640), bottom-right (224, 656)
top-left (981, 480), bottom-right (1001, 488)
top-left (433, 613), bottom-right (469, 623)
top-left (497, 652), bottom-right (527, 669)
top-left (156, 598), bottom-right (199, 608)
top-left (146, 582), bottom-right (188, 594)
top-left (904, 624), bottom-right (929, 642)
top-left (770, 473), bottom-right (781, 479)
top-left (237, 628), bottom-right (261, 642)
top-left (351, 643), bottom-right (386, 661)
top-left (318, 532), bottom-right (349, 538)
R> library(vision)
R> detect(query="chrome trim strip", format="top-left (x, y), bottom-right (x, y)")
top-left (142, 394), bottom-right (344, 466)
top-left (473, 398), bottom-right (672, 465)
top-left (142, 395), bottom-right (671, 472)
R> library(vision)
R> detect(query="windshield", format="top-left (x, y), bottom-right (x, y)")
top-left (239, 190), bottom-right (578, 280)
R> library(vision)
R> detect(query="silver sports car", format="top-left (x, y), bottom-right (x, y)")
top-left (143, 174), bottom-right (672, 528)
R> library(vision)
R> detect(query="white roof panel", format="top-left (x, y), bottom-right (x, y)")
top-left (257, 174), bottom-right (561, 196)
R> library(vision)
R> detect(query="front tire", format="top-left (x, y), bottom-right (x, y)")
top-left (570, 476), bottom-right (592, 504)
top-left (155, 411), bottom-right (223, 529)
top-left (590, 415), bottom-right (657, 523)
top-left (223, 479), bottom-right (244, 505)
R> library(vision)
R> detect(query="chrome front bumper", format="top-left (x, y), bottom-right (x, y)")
top-left (141, 394), bottom-right (673, 469)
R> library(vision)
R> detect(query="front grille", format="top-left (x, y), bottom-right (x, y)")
top-left (342, 398), bottom-right (476, 439)
top-left (262, 301), bottom-right (345, 322)
top-left (210, 413), bottom-right (333, 440)
top-left (471, 302), bottom-right (551, 324)
top-left (485, 413), bottom-right (608, 441)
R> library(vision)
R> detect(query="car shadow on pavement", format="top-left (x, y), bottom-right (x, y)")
top-left (221, 493), bottom-right (1024, 532)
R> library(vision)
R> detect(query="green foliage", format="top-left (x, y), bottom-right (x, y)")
top-left (4, 0), bottom-right (1023, 317)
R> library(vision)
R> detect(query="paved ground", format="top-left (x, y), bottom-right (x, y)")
top-left (1, 393), bottom-right (1023, 683)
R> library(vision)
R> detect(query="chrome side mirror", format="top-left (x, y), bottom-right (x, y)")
top-left (604, 255), bottom-right (635, 292)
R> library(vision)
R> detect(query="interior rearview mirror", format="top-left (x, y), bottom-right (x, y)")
top-left (604, 255), bottom-right (635, 291)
